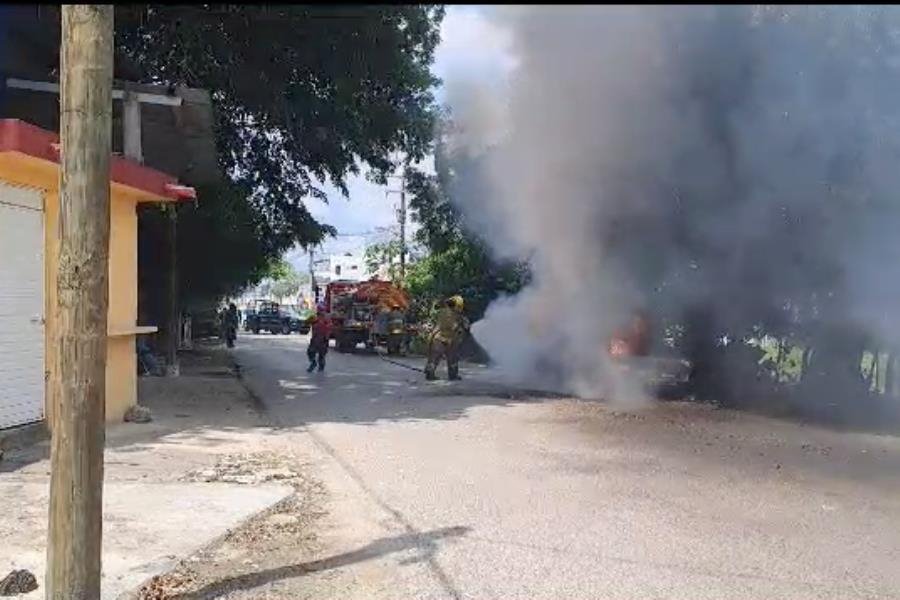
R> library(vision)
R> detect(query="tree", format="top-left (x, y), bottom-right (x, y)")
top-left (115, 5), bottom-right (445, 246)
top-left (113, 5), bottom-right (446, 321)
top-left (266, 259), bottom-right (306, 302)
top-left (365, 238), bottom-right (405, 283)
top-left (46, 6), bottom-right (113, 598)
top-left (15, 5), bottom-right (446, 326)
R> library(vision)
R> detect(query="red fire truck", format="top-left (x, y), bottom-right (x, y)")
top-left (323, 280), bottom-right (414, 353)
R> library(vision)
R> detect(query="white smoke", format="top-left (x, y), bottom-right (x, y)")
top-left (443, 6), bottom-right (900, 407)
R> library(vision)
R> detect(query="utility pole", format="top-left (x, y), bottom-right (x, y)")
top-left (309, 246), bottom-right (318, 304)
top-left (400, 180), bottom-right (406, 283)
top-left (386, 171), bottom-right (407, 284)
top-left (47, 6), bottom-right (113, 599)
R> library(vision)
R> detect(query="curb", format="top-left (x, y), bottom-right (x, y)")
top-left (0, 421), bottom-right (49, 453)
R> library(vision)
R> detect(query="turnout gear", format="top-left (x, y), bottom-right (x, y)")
top-left (387, 305), bottom-right (405, 329)
top-left (424, 297), bottom-right (470, 381)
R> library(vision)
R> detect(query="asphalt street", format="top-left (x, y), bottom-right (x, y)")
top-left (232, 333), bottom-right (900, 600)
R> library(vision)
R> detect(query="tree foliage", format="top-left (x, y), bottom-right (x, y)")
top-left (364, 239), bottom-right (405, 284)
top-left (116, 5), bottom-right (445, 248)
top-left (138, 181), bottom-right (280, 312)
top-left (266, 259), bottom-right (307, 302)
top-left (113, 5), bottom-right (447, 312)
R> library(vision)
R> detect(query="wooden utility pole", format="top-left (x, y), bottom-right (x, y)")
top-left (46, 6), bottom-right (114, 600)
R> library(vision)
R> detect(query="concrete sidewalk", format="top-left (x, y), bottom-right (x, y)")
top-left (0, 347), bottom-right (295, 600)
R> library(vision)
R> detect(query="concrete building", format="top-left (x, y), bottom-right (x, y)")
top-left (0, 119), bottom-right (194, 429)
top-left (309, 252), bottom-right (370, 302)
top-left (316, 253), bottom-right (368, 282)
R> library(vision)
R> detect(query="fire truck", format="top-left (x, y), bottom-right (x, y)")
top-left (323, 280), bottom-right (415, 354)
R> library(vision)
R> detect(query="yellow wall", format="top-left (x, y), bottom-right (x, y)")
top-left (0, 154), bottom-right (146, 425)
top-left (44, 190), bottom-right (59, 427)
top-left (105, 192), bottom-right (139, 423)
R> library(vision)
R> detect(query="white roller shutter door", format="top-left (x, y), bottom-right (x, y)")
top-left (0, 182), bottom-right (45, 429)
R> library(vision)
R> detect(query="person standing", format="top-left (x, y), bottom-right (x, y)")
top-left (425, 295), bottom-right (469, 381)
top-left (307, 306), bottom-right (333, 373)
top-left (223, 303), bottom-right (239, 348)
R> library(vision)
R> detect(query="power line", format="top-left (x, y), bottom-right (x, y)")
top-left (333, 230), bottom-right (376, 237)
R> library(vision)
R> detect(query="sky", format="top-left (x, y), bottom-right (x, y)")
top-left (286, 6), bottom-right (515, 270)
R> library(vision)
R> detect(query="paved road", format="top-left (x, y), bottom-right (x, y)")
top-left (234, 333), bottom-right (900, 600)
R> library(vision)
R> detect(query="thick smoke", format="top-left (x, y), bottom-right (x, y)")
top-left (443, 6), bottom-right (900, 405)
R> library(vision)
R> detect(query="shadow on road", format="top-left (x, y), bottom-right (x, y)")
top-left (170, 525), bottom-right (471, 600)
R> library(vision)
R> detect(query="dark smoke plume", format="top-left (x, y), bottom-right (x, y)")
top-left (443, 6), bottom-right (900, 411)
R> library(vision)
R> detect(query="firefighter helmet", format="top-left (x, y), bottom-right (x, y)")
top-left (449, 295), bottom-right (464, 311)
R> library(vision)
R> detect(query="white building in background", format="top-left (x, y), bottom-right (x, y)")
top-left (308, 252), bottom-right (371, 303)
top-left (318, 253), bottom-right (368, 282)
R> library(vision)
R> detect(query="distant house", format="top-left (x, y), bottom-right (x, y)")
top-left (0, 119), bottom-right (195, 429)
top-left (309, 253), bottom-right (371, 300)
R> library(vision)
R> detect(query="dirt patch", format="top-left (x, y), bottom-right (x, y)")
top-left (136, 452), bottom-right (328, 600)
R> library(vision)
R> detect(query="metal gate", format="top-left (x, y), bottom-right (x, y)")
top-left (0, 182), bottom-right (44, 429)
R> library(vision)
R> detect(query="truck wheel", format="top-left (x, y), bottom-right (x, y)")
top-left (282, 324), bottom-right (291, 335)
top-left (252, 327), bottom-right (259, 335)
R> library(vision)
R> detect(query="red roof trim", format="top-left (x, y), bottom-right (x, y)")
top-left (164, 183), bottom-right (197, 201)
top-left (0, 119), bottom-right (196, 202)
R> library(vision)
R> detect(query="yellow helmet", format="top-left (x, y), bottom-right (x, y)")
top-left (449, 295), bottom-right (464, 311)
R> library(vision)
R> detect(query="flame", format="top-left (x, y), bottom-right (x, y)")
top-left (608, 314), bottom-right (650, 360)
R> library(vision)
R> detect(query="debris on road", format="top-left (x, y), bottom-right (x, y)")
top-left (181, 451), bottom-right (304, 486)
top-left (124, 404), bottom-right (153, 423)
top-left (0, 569), bottom-right (38, 596)
top-left (136, 571), bottom-right (198, 600)
top-left (137, 450), bottom-right (328, 599)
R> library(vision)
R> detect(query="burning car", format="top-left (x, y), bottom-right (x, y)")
top-left (608, 312), bottom-right (693, 399)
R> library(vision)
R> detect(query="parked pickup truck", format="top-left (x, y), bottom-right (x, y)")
top-left (246, 301), bottom-right (294, 335)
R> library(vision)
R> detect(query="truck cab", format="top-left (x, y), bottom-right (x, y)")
top-left (246, 300), bottom-right (293, 335)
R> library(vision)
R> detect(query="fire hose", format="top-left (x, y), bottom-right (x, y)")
top-left (377, 327), bottom-right (472, 375)
top-left (378, 354), bottom-right (426, 373)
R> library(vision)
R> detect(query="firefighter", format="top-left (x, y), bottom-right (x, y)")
top-left (425, 295), bottom-right (469, 381)
top-left (387, 303), bottom-right (405, 330)
top-left (307, 306), bottom-right (332, 373)
top-left (385, 303), bottom-right (407, 355)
